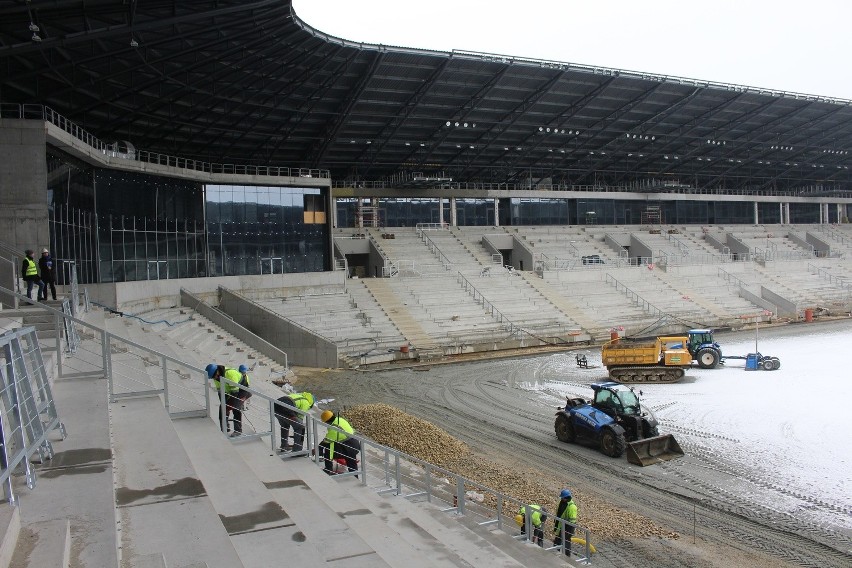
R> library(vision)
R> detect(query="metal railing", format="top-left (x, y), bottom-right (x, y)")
top-left (0, 285), bottom-right (595, 562)
top-left (0, 327), bottom-right (67, 505)
top-left (604, 274), bottom-right (664, 317)
top-left (218, 379), bottom-right (595, 562)
top-left (0, 104), bottom-right (330, 180)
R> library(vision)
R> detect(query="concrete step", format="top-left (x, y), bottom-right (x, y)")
top-left (169, 418), bottom-right (328, 568)
top-left (11, 374), bottom-right (116, 568)
top-left (112, 396), bottom-right (244, 568)
top-left (233, 437), bottom-right (414, 568)
top-left (134, 552), bottom-right (167, 568)
top-left (9, 519), bottom-right (70, 568)
top-left (0, 505), bottom-right (21, 568)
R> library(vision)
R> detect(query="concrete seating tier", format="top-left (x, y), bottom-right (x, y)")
top-left (3, 307), bottom-right (572, 567)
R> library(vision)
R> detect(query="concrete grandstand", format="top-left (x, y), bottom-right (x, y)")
top-left (1, 1), bottom-right (852, 567)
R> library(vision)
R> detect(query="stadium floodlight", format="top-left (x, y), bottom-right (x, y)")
top-left (539, 127), bottom-right (544, 132)
top-left (446, 121), bottom-right (451, 126)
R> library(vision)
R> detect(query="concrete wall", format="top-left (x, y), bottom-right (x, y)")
top-left (217, 287), bottom-right (339, 368)
top-left (760, 286), bottom-right (798, 317)
top-left (179, 288), bottom-right (290, 368)
top-left (629, 234), bottom-right (654, 261)
top-left (0, 120), bottom-right (48, 252)
top-left (805, 232), bottom-right (831, 256)
top-left (85, 271), bottom-right (345, 313)
top-left (725, 234), bottom-right (751, 258)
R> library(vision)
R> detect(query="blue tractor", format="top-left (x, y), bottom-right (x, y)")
top-left (554, 382), bottom-right (683, 465)
top-left (685, 329), bottom-right (723, 369)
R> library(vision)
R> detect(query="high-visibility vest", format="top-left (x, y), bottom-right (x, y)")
top-left (518, 504), bottom-right (544, 527)
top-left (325, 416), bottom-right (354, 461)
top-left (24, 258), bottom-right (38, 277)
top-left (213, 368), bottom-right (242, 395)
top-left (557, 500), bottom-right (577, 525)
top-left (289, 392), bottom-right (314, 412)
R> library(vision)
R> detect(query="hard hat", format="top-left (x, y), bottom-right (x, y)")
top-left (321, 410), bottom-right (334, 423)
top-left (238, 364), bottom-right (249, 373)
top-left (205, 364), bottom-right (218, 378)
top-left (514, 514), bottom-right (524, 527)
top-left (304, 392), bottom-right (315, 408)
top-left (560, 489), bottom-right (572, 500)
top-left (42, 248), bottom-right (48, 253)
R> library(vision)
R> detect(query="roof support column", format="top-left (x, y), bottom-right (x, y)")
top-left (838, 203), bottom-right (846, 223)
top-left (450, 198), bottom-right (458, 227)
top-left (493, 198), bottom-right (500, 227)
top-left (438, 197), bottom-right (445, 227)
top-left (754, 201), bottom-right (759, 225)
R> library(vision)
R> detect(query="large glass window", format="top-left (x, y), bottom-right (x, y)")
top-left (206, 185), bottom-right (328, 276)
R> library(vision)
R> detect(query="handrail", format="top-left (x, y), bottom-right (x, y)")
top-left (4, 282), bottom-right (595, 561)
top-left (807, 263), bottom-right (852, 291)
top-left (718, 268), bottom-right (748, 289)
top-left (604, 273), bottom-right (664, 317)
top-left (0, 104), bottom-right (330, 180)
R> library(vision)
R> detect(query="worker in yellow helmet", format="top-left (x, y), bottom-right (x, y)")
top-left (274, 391), bottom-right (315, 452)
top-left (319, 410), bottom-right (360, 475)
top-left (515, 504), bottom-right (546, 547)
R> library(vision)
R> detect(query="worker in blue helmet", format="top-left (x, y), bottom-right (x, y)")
top-left (237, 365), bottom-right (253, 406)
top-left (553, 488), bottom-right (578, 556)
top-left (206, 363), bottom-right (249, 436)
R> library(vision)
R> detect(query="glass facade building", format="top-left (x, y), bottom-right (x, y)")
top-left (46, 150), bottom-right (329, 283)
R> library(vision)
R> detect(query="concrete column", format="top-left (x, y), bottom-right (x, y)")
top-left (438, 197), bottom-right (445, 227)
top-left (450, 197), bottom-right (457, 227)
top-left (779, 202), bottom-right (784, 225)
top-left (785, 203), bottom-right (791, 224)
top-left (754, 201), bottom-right (759, 225)
top-left (0, 119), bottom-right (49, 251)
top-left (493, 198), bottom-right (499, 227)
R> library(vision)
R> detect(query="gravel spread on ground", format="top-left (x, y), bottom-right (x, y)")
top-left (346, 403), bottom-right (678, 540)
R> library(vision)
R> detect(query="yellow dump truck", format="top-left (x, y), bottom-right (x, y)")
top-left (601, 336), bottom-right (691, 383)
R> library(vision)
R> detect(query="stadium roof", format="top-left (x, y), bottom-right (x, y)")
top-left (1, 0), bottom-right (851, 193)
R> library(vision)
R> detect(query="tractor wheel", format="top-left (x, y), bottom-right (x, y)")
top-left (555, 414), bottom-right (576, 443)
top-left (696, 347), bottom-right (720, 369)
top-left (771, 357), bottom-right (781, 370)
top-left (599, 427), bottom-right (626, 458)
top-left (762, 358), bottom-right (774, 371)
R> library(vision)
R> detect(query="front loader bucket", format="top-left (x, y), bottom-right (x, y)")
top-left (626, 434), bottom-right (684, 466)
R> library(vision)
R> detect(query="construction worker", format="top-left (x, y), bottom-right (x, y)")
top-left (237, 365), bottom-right (252, 406)
top-left (21, 249), bottom-right (44, 301)
top-left (319, 410), bottom-right (360, 475)
top-left (275, 391), bottom-right (315, 452)
top-left (38, 248), bottom-right (57, 301)
top-left (206, 364), bottom-right (246, 436)
top-left (515, 504), bottom-right (546, 547)
top-left (553, 488), bottom-right (578, 556)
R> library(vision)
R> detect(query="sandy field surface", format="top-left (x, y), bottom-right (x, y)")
top-left (291, 318), bottom-right (852, 568)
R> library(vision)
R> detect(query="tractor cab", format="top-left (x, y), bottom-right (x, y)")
top-left (591, 382), bottom-right (642, 418)
top-left (687, 329), bottom-right (718, 354)
top-left (686, 329), bottom-right (723, 368)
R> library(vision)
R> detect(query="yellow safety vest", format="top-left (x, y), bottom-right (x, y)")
top-left (213, 368), bottom-right (242, 395)
top-left (24, 258), bottom-right (38, 277)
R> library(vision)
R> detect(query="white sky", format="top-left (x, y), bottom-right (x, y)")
top-left (293, 0), bottom-right (852, 100)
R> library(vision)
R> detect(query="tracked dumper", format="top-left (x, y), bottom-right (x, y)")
top-left (601, 335), bottom-right (690, 383)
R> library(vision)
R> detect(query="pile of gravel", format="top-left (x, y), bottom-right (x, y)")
top-left (346, 403), bottom-right (678, 540)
